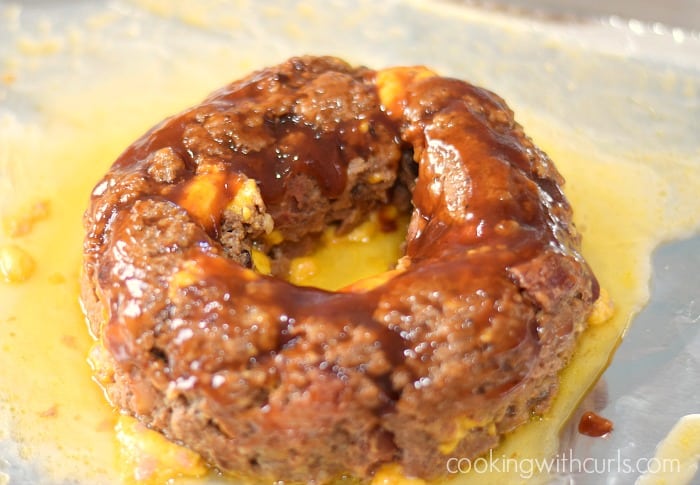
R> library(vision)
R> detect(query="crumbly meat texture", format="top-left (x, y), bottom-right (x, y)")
top-left (81, 56), bottom-right (598, 482)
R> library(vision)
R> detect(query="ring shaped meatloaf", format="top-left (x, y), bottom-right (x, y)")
top-left (81, 56), bottom-right (599, 482)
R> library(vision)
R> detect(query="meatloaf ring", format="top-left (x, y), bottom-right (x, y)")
top-left (81, 56), bottom-right (599, 482)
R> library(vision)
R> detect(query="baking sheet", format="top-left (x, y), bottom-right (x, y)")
top-left (459, 0), bottom-right (700, 31)
top-left (1, 1), bottom-right (699, 484)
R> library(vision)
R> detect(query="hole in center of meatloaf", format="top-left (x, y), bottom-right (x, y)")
top-left (218, 152), bottom-right (416, 289)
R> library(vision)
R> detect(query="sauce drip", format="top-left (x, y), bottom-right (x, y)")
top-left (578, 411), bottom-right (614, 437)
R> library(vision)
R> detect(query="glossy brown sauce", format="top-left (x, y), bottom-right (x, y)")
top-left (578, 411), bottom-right (614, 437)
top-left (112, 72), bottom-right (397, 206)
top-left (81, 59), bottom-right (598, 479)
top-left (86, 59), bottom-right (596, 405)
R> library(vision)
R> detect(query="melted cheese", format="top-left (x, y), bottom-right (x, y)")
top-left (637, 414), bottom-right (700, 485)
top-left (288, 210), bottom-right (409, 291)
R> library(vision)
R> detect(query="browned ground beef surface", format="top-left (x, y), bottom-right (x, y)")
top-left (81, 56), bottom-right (599, 483)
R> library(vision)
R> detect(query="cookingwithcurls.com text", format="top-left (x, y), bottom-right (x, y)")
top-left (446, 449), bottom-right (680, 479)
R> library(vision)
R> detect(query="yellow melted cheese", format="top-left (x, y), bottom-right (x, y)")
top-left (1, 19), bottom-right (700, 485)
top-left (636, 414), bottom-right (700, 485)
top-left (288, 209), bottom-right (409, 291)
